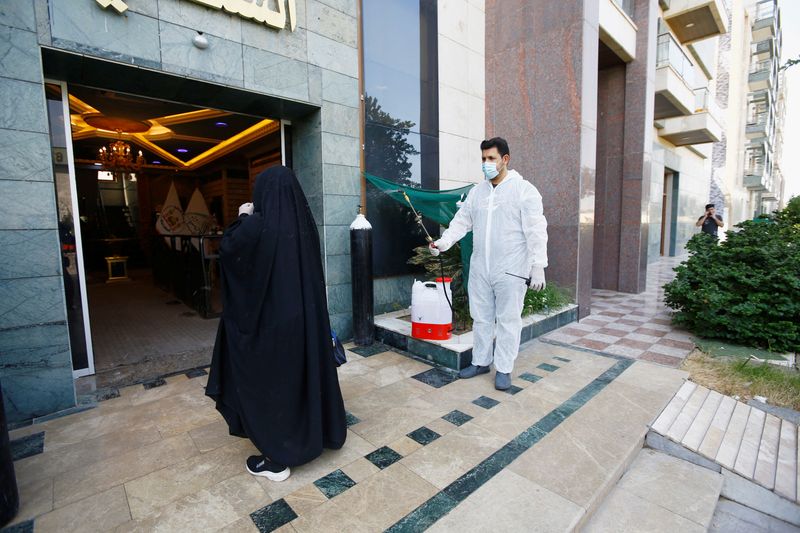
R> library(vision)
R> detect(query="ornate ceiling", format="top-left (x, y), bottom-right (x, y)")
top-left (65, 85), bottom-right (280, 172)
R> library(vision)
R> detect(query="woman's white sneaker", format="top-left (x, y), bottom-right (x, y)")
top-left (246, 455), bottom-right (291, 482)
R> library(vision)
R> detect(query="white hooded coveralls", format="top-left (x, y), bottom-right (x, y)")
top-left (437, 170), bottom-right (548, 373)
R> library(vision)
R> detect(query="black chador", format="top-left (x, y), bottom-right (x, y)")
top-left (206, 166), bottom-right (347, 467)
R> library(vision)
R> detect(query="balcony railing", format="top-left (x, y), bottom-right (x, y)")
top-left (657, 33), bottom-right (695, 88)
top-left (750, 59), bottom-right (773, 76)
top-left (611, 0), bottom-right (635, 18)
top-left (755, 0), bottom-right (776, 23)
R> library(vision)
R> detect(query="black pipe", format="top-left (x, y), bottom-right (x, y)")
top-left (0, 379), bottom-right (19, 527)
top-left (350, 213), bottom-right (374, 346)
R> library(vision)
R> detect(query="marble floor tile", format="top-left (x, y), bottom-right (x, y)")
top-left (5, 477), bottom-right (53, 527)
top-left (617, 449), bottom-right (723, 527)
top-left (35, 485), bottom-right (131, 533)
top-left (602, 343), bottom-right (645, 358)
top-left (218, 516), bottom-right (262, 532)
top-left (361, 358), bottom-right (432, 388)
top-left (365, 446), bottom-right (403, 470)
top-left (52, 433), bottom-right (199, 508)
top-left (313, 469), bottom-right (356, 499)
top-left (340, 457), bottom-right (380, 483)
top-left (390, 435), bottom-right (424, 456)
top-left (583, 486), bottom-right (706, 533)
top-left (411, 368), bottom-right (458, 389)
top-left (291, 463), bottom-right (438, 533)
top-left (471, 393), bottom-right (559, 442)
top-left (124, 438), bottom-right (258, 519)
top-left (188, 418), bottom-right (244, 453)
top-left (344, 378), bottom-right (430, 423)
top-left (13, 424), bottom-right (162, 486)
top-left (508, 390), bottom-right (647, 508)
top-left (360, 350), bottom-right (410, 368)
top-left (427, 469), bottom-right (584, 533)
top-left (351, 398), bottom-right (450, 445)
top-left (472, 395), bottom-right (500, 409)
top-left (518, 372), bottom-right (543, 383)
top-left (401, 423), bottom-right (507, 489)
top-left (424, 416), bottom-right (460, 437)
top-left (338, 376), bottom-right (378, 401)
top-left (283, 484), bottom-right (328, 516)
top-left (442, 410), bottom-right (473, 427)
top-left (119, 473), bottom-right (270, 533)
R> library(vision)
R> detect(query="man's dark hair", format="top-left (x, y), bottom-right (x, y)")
top-left (705, 203), bottom-right (715, 210)
top-left (480, 137), bottom-right (510, 157)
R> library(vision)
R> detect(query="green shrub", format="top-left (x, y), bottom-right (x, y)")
top-left (663, 197), bottom-right (800, 352)
top-left (523, 284), bottom-right (572, 316)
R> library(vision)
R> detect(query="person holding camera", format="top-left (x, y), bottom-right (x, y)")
top-left (696, 203), bottom-right (724, 237)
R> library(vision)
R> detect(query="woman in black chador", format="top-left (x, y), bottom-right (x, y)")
top-left (206, 166), bottom-right (347, 481)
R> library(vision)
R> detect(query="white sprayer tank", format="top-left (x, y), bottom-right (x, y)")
top-left (411, 277), bottom-right (453, 340)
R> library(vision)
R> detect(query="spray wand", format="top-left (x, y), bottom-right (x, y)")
top-left (396, 190), bottom-right (454, 313)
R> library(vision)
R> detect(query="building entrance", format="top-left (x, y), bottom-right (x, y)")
top-left (44, 82), bottom-right (287, 389)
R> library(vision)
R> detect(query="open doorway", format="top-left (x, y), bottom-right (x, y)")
top-left (660, 169), bottom-right (678, 257)
top-left (45, 82), bottom-right (287, 388)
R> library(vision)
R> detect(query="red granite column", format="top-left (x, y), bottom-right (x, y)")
top-left (485, 0), bottom-right (599, 317)
top-left (593, 65), bottom-right (627, 290)
top-left (619, 0), bottom-right (658, 293)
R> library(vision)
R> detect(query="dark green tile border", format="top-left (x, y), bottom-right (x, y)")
top-left (10, 431), bottom-right (45, 461)
top-left (411, 368), bottom-right (457, 389)
top-left (250, 499), bottom-right (297, 533)
top-left (345, 412), bottom-right (360, 427)
top-left (0, 519), bottom-right (34, 533)
top-left (472, 396), bottom-right (499, 410)
top-left (442, 410), bottom-right (472, 426)
top-left (365, 446), bottom-right (403, 470)
top-left (407, 426), bottom-right (441, 446)
top-left (519, 372), bottom-right (542, 383)
top-left (351, 342), bottom-right (393, 357)
top-left (314, 469), bottom-right (356, 499)
top-left (386, 358), bottom-right (634, 532)
top-left (537, 363), bottom-right (559, 372)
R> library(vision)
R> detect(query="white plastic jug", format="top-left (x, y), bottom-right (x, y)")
top-left (411, 277), bottom-right (452, 340)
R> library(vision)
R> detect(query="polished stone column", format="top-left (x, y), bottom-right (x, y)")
top-left (485, 0), bottom-right (599, 317)
top-left (593, 65), bottom-right (627, 291)
top-left (618, 0), bottom-right (658, 293)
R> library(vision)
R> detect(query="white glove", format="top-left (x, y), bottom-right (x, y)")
top-left (528, 267), bottom-right (546, 291)
top-left (433, 239), bottom-right (452, 253)
top-left (238, 202), bottom-right (254, 216)
top-left (428, 242), bottom-right (440, 257)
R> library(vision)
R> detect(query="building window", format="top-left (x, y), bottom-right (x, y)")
top-left (363, 0), bottom-right (439, 277)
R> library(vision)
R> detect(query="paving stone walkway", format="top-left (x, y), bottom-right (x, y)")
top-left (543, 255), bottom-right (696, 368)
top-left (6, 340), bottom-right (686, 532)
top-left (652, 381), bottom-right (800, 506)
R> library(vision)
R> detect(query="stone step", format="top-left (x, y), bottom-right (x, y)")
top-left (650, 382), bottom-right (800, 506)
top-left (583, 448), bottom-right (724, 532)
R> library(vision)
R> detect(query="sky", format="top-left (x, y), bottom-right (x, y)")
top-left (780, 0), bottom-right (799, 200)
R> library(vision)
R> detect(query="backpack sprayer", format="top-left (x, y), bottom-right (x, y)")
top-left (381, 189), bottom-right (454, 312)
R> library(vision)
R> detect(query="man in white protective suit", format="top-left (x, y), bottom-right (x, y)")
top-left (430, 137), bottom-right (548, 390)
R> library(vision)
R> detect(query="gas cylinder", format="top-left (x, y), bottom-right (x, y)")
top-left (411, 277), bottom-right (452, 340)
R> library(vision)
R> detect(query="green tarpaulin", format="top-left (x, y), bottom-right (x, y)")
top-left (365, 172), bottom-right (474, 288)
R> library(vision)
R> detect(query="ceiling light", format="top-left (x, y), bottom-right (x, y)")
top-left (152, 160), bottom-right (162, 164)
top-left (215, 121), bottom-right (228, 127)
top-left (686, 22), bottom-right (695, 28)
top-left (177, 148), bottom-right (189, 153)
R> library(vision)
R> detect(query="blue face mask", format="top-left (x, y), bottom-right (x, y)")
top-left (482, 162), bottom-right (499, 180)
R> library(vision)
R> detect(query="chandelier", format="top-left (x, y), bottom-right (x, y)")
top-left (98, 138), bottom-right (145, 173)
